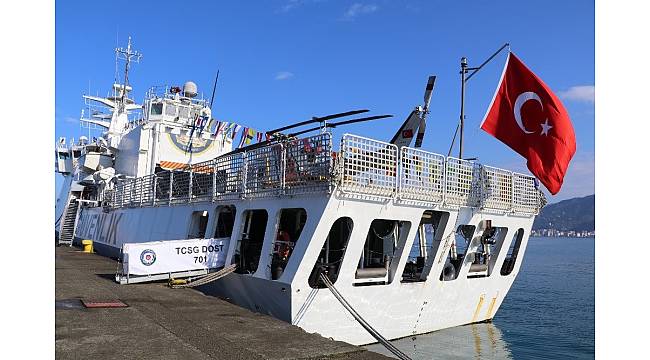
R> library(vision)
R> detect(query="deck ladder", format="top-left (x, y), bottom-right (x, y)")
top-left (58, 196), bottom-right (80, 246)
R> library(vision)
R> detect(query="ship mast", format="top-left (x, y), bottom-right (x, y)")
top-left (115, 36), bottom-right (142, 111)
top-left (451, 43), bottom-right (510, 159)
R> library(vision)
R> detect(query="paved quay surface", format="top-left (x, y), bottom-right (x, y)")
top-left (55, 246), bottom-right (391, 360)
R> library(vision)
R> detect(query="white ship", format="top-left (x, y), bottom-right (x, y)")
top-left (55, 39), bottom-right (546, 346)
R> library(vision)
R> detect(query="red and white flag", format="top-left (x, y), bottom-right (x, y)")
top-left (480, 52), bottom-right (576, 195)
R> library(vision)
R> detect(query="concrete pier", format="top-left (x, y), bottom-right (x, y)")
top-left (55, 246), bottom-right (390, 359)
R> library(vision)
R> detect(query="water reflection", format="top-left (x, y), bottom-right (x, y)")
top-left (365, 322), bottom-right (513, 360)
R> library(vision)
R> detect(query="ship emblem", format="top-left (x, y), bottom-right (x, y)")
top-left (168, 133), bottom-right (213, 154)
top-left (140, 249), bottom-right (156, 266)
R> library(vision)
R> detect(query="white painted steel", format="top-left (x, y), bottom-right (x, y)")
top-left (69, 132), bottom-right (544, 345)
top-left (75, 188), bottom-right (534, 345)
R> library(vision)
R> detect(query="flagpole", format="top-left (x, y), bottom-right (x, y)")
top-left (455, 43), bottom-right (510, 160)
top-left (209, 70), bottom-right (219, 110)
top-left (459, 57), bottom-right (467, 159)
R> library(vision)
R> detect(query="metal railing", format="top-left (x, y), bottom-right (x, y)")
top-left (339, 135), bottom-right (397, 198)
top-left (284, 133), bottom-right (333, 196)
top-left (245, 143), bottom-right (284, 198)
top-left (399, 147), bottom-right (445, 203)
top-left (441, 157), bottom-right (481, 208)
top-left (103, 133), bottom-right (544, 215)
top-left (480, 165), bottom-right (514, 211)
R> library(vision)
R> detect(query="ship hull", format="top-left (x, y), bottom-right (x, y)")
top-left (74, 192), bottom-right (532, 345)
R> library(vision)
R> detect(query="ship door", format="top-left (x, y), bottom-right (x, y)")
top-left (214, 205), bottom-right (236, 239)
top-left (402, 210), bottom-right (450, 282)
top-left (467, 221), bottom-right (509, 278)
top-left (500, 228), bottom-right (525, 276)
top-left (235, 209), bottom-right (268, 274)
top-left (354, 219), bottom-right (411, 285)
top-left (308, 217), bottom-right (354, 289)
top-left (440, 224), bottom-right (475, 281)
top-left (188, 210), bottom-right (209, 239)
top-left (271, 208), bottom-right (307, 280)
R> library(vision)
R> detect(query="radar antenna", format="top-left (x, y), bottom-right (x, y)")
top-left (115, 36), bottom-right (142, 109)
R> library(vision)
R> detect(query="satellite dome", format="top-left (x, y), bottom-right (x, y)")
top-left (182, 81), bottom-right (198, 98)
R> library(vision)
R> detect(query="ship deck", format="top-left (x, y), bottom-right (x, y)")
top-left (55, 245), bottom-right (389, 360)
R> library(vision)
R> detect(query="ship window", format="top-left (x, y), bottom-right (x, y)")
top-left (234, 209), bottom-right (268, 275)
top-left (308, 217), bottom-right (353, 289)
top-left (501, 228), bottom-right (525, 276)
top-left (402, 210), bottom-right (450, 283)
top-left (178, 106), bottom-right (190, 119)
top-left (165, 104), bottom-right (177, 117)
top-left (354, 219), bottom-right (411, 285)
top-left (439, 224), bottom-right (475, 281)
top-left (214, 205), bottom-right (236, 238)
top-left (150, 102), bottom-right (163, 115)
top-left (58, 152), bottom-right (70, 160)
top-left (188, 210), bottom-right (209, 239)
top-left (467, 223), bottom-right (508, 279)
top-left (271, 208), bottom-right (307, 280)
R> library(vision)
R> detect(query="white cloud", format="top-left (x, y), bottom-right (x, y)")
top-left (64, 116), bottom-right (78, 123)
top-left (274, 71), bottom-right (294, 80)
top-left (559, 85), bottom-right (595, 103)
top-left (342, 3), bottom-right (378, 20)
top-left (278, 0), bottom-right (301, 13)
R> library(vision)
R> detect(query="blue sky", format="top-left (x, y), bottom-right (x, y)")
top-left (55, 0), bottom-right (594, 202)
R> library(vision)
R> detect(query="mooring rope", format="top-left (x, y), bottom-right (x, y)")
top-left (169, 264), bottom-right (237, 289)
top-left (318, 273), bottom-right (412, 360)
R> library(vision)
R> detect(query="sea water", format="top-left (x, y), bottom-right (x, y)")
top-left (366, 237), bottom-right (595, 359)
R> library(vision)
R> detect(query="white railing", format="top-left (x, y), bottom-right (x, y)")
top-left (213, 152), bottom-right (245, 200)
top-left (480, 165), bottom-right (514, 211)
top-left (512, 173), bottom-right (541, 214)
top-left (443, 157), bottom-right (481, 208)
top-left (339, 135), bottom-right (397, 198)
top-left (399, 147), bottom-right (445, 203)
top-left (245, 143), bottom-right (284, 198)
top-left (103, 133), bottom-right (544, 215)
top-left (284, 133), bottom-right (333, 195)
top-left (338, 134), bottom-right (542, 214)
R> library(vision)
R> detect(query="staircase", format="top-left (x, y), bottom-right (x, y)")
top-left (58, 197), bottom-right (79, 246)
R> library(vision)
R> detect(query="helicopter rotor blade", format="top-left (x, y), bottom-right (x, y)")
top-left (267, 109), bottom-right (369, 135)
top-left (327, 114), bottom-right (393, 127)
top-left (423, 76), bottom-right (436, 112)
top-left (289, 114), bottom-right (393, 137)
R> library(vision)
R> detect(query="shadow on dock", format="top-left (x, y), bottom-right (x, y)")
top-left (55, 245), bottom-right (389, 360)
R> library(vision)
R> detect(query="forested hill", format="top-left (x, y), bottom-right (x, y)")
top-left (532, 194), bottom-right (595, 231)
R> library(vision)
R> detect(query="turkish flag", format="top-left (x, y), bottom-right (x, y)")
top-left (480, 52), bottom-right (576, 195)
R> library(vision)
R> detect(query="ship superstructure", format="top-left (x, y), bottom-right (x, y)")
top-left (55, 39), bottom-right (233, 245)
top-left (56, 39), bottom-right (547, 345)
